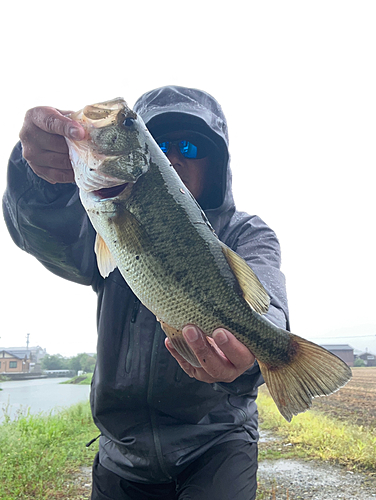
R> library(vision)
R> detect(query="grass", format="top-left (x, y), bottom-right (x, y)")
top-left (61, 374), bottom-right (93, 385)
top-left (1, 385), bottom-right (375, 499)
top-left (256, 387), bottom-right (376, 498)
top-left (0, 401), bottom-right (99, 500)
top-left (257, 387), bottom-right (376, 472)
top-left (0, 375), bottom-right (10, 389)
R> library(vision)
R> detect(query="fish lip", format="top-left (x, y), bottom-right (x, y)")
top-left (91, 183), bottom-right (129, 200)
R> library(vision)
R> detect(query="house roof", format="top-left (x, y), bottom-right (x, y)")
top-left (0, 347), bottom-right (45, 358)
top-left (320, 344), bottom-right (354, 351)
top-left (2, 349), bottom-right (30, 358)
top-left (0, 350), bottom-right (24, 359)
top-left (358, 350), bottom-right (376, 357)
top-left (0, 346), bottom-right (44, 352)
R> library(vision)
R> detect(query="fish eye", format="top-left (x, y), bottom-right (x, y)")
top-left (123, 117), bottom-right (135, 127)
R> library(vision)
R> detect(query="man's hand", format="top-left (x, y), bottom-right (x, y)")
top-left (19, 107), bottom-right (85, 184)
top-left (165, 325), bottom-right (255, 383)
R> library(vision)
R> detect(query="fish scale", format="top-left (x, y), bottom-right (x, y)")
top-left (109, 164), bottom-right (241, 330)
top-left (66, 98), bottom-right (352, 422)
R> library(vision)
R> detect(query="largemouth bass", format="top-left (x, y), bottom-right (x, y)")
top-left (66, 98), bottom-right (351, 422)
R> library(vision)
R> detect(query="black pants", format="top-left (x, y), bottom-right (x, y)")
top-left (91, 440), bottom-right (258, 500)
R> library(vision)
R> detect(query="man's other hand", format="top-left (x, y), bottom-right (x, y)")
top-left (19, 107), bottom-right (85, 184)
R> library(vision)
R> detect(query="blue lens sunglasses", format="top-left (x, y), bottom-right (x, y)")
top-left (158, 140), bottom-right (200, 159)
top-left (157, 134), bottom-right (216, 160)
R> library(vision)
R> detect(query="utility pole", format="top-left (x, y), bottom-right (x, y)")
top-left (26, 333), bottom-right (30, 353)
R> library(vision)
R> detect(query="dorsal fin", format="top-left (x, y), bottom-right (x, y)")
top-left (94, 234), bottom-right (117, 278)
top-left (221, 244), bottom-right (270, 314)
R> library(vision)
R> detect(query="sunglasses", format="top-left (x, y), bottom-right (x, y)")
top-left (157, 136), bottom-right (214, 159)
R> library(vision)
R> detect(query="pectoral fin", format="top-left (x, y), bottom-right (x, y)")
top-left (221, 244), bottom-right (270, 314)
top-left (94, 234), bottom-right (117, 278)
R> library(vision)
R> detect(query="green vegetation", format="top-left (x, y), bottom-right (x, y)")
top-left (1, 384), bottom-right (375, 499)
top-left (0, 401), bottom-right (99, 500)
top-left (62, 373), bottom-right (93, 385)
top-left (42, 352), bottom-right (96, 374)
top-left (257, 387), bottom-right (376, 471)
top-left (354, 358), bottom-right (366, 367)
top-left (0, 376), bottom-right (10, 390)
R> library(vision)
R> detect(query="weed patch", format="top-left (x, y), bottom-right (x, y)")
top-left (257, 387), bottom-right (376, 472)
top-left (0, 401), bottom-right (99, 500)
top-left (61, 374), bottom-right (93, 385)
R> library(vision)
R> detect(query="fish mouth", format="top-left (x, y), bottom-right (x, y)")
top-left (93, 183), bottom-right (129, 199)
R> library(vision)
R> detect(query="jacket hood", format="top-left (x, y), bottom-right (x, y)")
top-left (133, 86), bottom-right (235, 233)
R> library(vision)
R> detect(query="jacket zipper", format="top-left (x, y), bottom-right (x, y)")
top-left (147, 322), bottom-right (173, 481)
top-left (125, 297), bottom-right (140, 373)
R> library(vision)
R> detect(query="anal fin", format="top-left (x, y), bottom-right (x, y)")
top-left (159, 320), bottom-right (201, 368)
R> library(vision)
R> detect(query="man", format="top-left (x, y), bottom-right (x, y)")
top-left (3, 86), bottom-right (289, 499)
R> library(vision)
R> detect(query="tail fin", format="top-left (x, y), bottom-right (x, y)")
top-left (258, 334), bottom-right (352, 422)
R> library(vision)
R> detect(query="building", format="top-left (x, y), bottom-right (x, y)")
top-left (0, 350), bottom-right (30, 373)
top-left (357, 350), bottom-right (376, 367)
top-left (0, 346), bottom-right (47, 364)
top-left (320, 344), bottom-right (354, 367)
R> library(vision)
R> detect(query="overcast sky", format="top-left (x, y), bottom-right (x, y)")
top-left (1, 1), bottom-right (375, 357)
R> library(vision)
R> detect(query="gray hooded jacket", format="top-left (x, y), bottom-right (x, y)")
top-left (3, 86), bottom-right (289, 483)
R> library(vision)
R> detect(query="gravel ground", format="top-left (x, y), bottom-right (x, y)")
top-left (68, 466), bottom-right (92, 498)
top-left (258, 457), bottom-right (376, 499)
top-left (257, 431), bottom-right (376, 500)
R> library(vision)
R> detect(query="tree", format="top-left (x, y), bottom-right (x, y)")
top-left (41, 354), bottom-right (69, 370)
top-left (68, 353), bottom-right (96, 374)
top-left (81, 354), bottom-right (96, 373)
top-left (354, 358), bottom-right (366, 367)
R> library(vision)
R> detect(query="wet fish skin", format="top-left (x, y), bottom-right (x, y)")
top-left (66, 98), bottom-right (352, 422)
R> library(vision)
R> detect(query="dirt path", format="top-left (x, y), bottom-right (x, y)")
top-left (257, 431), bottom-right (376, 499)
top-left (68, 466), bottom-right (92, 499)
top-left (258, 457), bottom-right (376, 499)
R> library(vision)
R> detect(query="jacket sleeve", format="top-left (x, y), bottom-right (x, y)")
top-left (214, 213), bottom-right (290, 396)
top-left (234, 213), bottom-right (290, 331)
top-left (2, 142), bottom-right (98, 285)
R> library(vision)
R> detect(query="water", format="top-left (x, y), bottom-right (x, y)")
top-left (0, 377), bottom-right (90, 422)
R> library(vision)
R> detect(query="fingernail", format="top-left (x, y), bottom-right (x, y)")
top-left (213, 329), bottom-right (228, 345)
top-left (183, 326), bottom-right (198, 343)
top-left (69, 127), bottom-right (84, 140)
